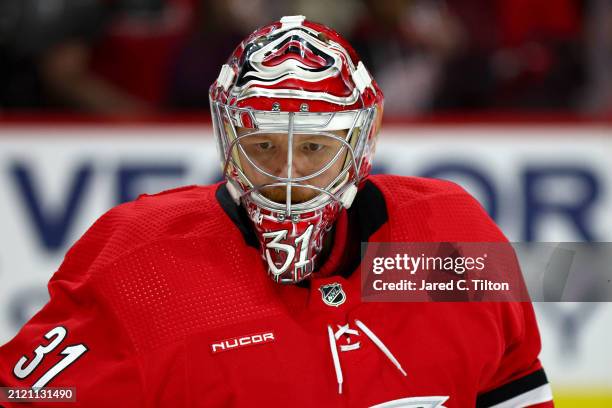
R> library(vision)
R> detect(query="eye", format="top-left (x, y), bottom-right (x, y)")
top-left (301, 142), bottom-right (325, 153)
top-left (256, 142), bottom-right (274, 151)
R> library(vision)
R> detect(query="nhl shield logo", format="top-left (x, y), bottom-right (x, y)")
top-left (319, 283), bottom-right (346, 307)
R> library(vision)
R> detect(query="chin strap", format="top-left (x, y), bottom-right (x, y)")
top-left (226, 181), bottom-right (242, 205)
top-left (340, 184), bottom-right (358, 209)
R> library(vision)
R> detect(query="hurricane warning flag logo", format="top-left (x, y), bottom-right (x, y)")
top-left (319, 283), bottom-right (346, 307)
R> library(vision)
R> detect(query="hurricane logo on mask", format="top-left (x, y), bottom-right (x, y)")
top-left (230, 27), bottom-right (360, 106)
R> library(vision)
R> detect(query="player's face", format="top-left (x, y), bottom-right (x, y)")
top-left (237, 128), bottom-right (348, 203)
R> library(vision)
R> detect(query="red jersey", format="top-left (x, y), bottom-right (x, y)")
top-left (0, 175), bottom-right (553, 407)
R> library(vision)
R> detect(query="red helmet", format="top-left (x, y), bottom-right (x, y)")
top-left (210, 15), bottom-right (383, 283)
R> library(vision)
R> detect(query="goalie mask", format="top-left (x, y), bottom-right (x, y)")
top-left (209, 15), bottom-right (383, 284)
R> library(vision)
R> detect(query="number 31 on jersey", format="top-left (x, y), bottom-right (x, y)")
top-left (13, 326), bottom-right (88, 388)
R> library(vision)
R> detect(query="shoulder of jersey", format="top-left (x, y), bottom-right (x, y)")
top-left (367, 174), bottom-right (506, 242)
top-left (60, 183), bottom-right (227, 280)
top-left (368, 173), bottom-right (471, 208)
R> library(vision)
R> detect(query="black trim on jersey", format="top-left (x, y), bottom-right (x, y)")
top-left (476, 368), bottom-right (549, 408)
top-left (215, 180), bottom-right (389, 280)
top-left (338, 179), bottom-right (388, 279)
top-left (216, 184), bottom-right (259, 249)
top-left (350, 179), bottom-right (388, 243)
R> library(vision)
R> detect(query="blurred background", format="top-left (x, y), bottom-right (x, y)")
top-left (0, 0), bottom-right (610, 406)
top-left (1, 0), bottom-right (611, 116)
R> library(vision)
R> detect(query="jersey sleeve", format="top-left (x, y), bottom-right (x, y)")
top-left (476, 302), bottom-right (554, 408)
top-left (0, 212), bottom-right (145, 408)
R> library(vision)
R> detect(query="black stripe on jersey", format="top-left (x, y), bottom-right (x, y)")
top-left (337, 179), bottom-right (388, 279)
top-left (476, 368), bottom-right (549, 408)
top-left (351, 179), bottom-right (389, 244)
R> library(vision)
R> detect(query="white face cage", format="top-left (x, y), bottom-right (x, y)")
top-left (211, 102), bottom-right (378, 215)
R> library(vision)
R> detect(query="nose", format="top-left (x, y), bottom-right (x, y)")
top-left (270, 154), bottom-right (309, 180)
